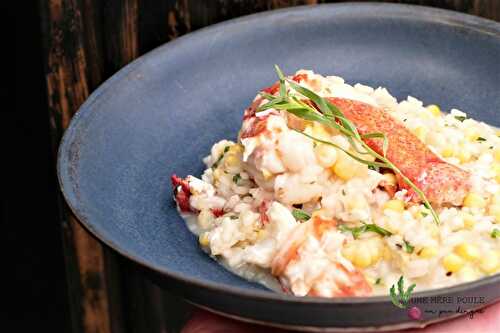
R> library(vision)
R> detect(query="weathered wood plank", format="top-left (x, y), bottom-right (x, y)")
top-left (40, 1), bottom-right (126, 332)
top-left (103, 0), bottom-right (139, 75)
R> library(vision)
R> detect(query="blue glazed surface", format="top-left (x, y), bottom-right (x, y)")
top-left (59, 3), bottom-right (500, 328)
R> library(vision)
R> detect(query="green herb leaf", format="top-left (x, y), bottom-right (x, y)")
top-left (270, 66), bottom-right (440, 225)
top-left (257, 96), bottom-right (285, 112)
top-left (365, 224), bottom-right (393, 237)
top-left (338, 223), bottom-right (392, 239)
top-left (298, 131), bottom-right (388, 168)
top-left (397, 276), bottom-right (405, 299)
top-left (212, 146), bottom-right (230, 169)
top-left (361, 132), bottom-right (389, 157)
top-left (476, 137), bottom-right (487, 142)
top-left (292, 209), bottom-right (311, 221)
top-left (275, 64), bottom-right (288, 99)
top-left (338, 224), bottom-right (365, 239)
top-left (259, 92), bottom-right (278, 101)
top-left (455, 115), bottom-right (467, 122)
top-left (491, 228), bottom-right (500, 239)
top-left (232, 174), bottom-right (241, 184)
top-left (375, 278), bottom-right (382, 285)
top-left (403, 240), bottom-right (415, 254)
top-left (403, 283), bottom-right (416, 306)
top-left (389, 276), bottom-right (416, 309)
top-left (390, 285), bottom-right (404, 309)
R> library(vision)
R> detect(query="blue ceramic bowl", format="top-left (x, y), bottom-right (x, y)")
top-left (58, 3), bottom-right (500, 331)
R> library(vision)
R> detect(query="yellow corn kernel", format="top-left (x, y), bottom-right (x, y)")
top-left (382, 173), bottom-right (397, 186)
top-left (464, 128), bottom-right (479, 142)
top-left (212, 168), bottom-right (222, 181)
top-left (342, 244), bottom-right (356, 261)
top-left (383, 199), bottom-right (405, 213)
top-left (354, 164), bottom-right (369, 178)
top-left (305, 122), bottom-right (331, 141)
top-left (342, 243), bottom-right (374, 268)
top-left (229, 144), bottom-right (244, 154)
top-left (489, 204), bottom-right (500, 223)
top-left (382, 246), bottom-right (392, 260)
top-left (426, 104), bottom-right (441, 117)
top-left (441, 145), bottom-right (455, 158)
top-left (312, 122), bottom-right (331, 141)
top-left (198, 232), bottom-right (210, 246)
top-left (462, 213), bottom-right (476, 229)
top-left (197, 209), bottom-right (215, 230)
top-left (455, 243), bottom-right (480, 261)
top-left (414, 126), bottom-right (427, 142)
top-left (492, 193), bottom-right (500, 205)
top-left (224, 154), bottom-right (241, 168)
top-left (458, 266), bottom-right (479, 282)
top-left (456, 149), bottom-right (471, 163)
top-left (442, 253), bottom-right (465, 273)
top-left (420, 246), bottom-right (438, 259)
top-left (261, 168), bottom-right (273, 180)
top-left (367, 239), bottom-right (383, 262)
top-left (333, 153), bottom-right (357, 180)
top-left (492, 164), bottom-right (500, 183)
top-left (494, 147), bottom-right (500, 162)
top-left (479, 251), bottom-right (499, 274)
top-left (353, 250), bottom-right (372, 268)
top-left (463, 192), bottom-right (487, 209)
top-left (314, 144), bottom-right (338, 168)
top-left (256, 229), bottom-right (268, 240)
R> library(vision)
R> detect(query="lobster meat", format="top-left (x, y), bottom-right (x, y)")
top-left (326, 97), bottom-right (471, 206)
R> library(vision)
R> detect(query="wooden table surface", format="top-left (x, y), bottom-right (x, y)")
top-left (40, 1), bottom-right (499, 332)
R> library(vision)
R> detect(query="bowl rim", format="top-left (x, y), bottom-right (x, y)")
top-left (57, 2), bottom-right (500, 305)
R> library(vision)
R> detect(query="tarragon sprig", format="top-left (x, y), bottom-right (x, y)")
top-left (257, 65), bottom-right (440, 225)
top-left (390, 276), bottom-right (416, 309)
top-left (338, 222), bottom-right (393, 239)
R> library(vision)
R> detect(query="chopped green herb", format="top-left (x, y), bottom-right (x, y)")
top-left (261, 66), bottom-right (440, 225)
top-left (375, 278), bottom-right (382, 285)
top-left (339, 223), bottom-right (392, 239)
top-left (292, 209), bottom-right (311, 221)
top-left (232, 173), bottom-right (242, 184)
top-left (403, 240), bottom-right (414, 254)
top-left (476, 137), bottom-right (487, 142)
top-left (421, 211), bottom-right (429, 218)
top-left (212, 146), bottom-right (230, 169)
top-left (455, 115), bottom-right (467, 122)
top-left (491, 228), bottom-right (500, 239)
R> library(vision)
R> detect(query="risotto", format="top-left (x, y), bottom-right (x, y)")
top-left (171, 68), bottom-right (500, 297)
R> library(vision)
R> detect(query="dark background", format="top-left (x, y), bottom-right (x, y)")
top-left (10, 1), bottom-right (67, 331)
top-left (9, 1), bottom-right (499, 333)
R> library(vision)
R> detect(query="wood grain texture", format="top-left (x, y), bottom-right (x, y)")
top-left (41, 1), bottom-right (101, 333)
top-left (40, 1), bottom-right (124, 333)
top-left (41, 1), bottom-right (498, 332)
